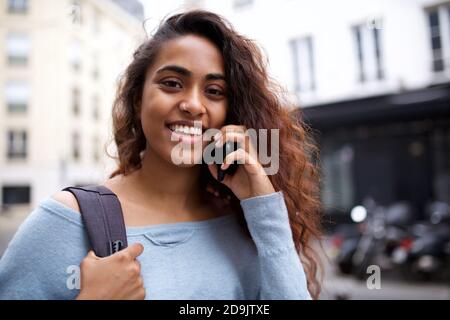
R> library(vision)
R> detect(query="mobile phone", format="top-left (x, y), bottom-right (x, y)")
top-left (212, 140), bottom-right (240, 182)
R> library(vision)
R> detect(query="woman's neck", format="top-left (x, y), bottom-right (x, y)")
top-left (146, 148), bottom-right (203, 203)
top-left (108, 149), bottom-right (206, 215)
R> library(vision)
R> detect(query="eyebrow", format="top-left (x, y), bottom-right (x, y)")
top-left (156, 65), bottom-right (226, 82)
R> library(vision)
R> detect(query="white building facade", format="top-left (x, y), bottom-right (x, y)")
top-left (0, 0), bottom-right (146, 208)
top-left (178, 0), bottom-right (450, 105)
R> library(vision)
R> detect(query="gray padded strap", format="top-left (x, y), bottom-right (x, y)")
top-left (62, 185), bottom-right (128, 257)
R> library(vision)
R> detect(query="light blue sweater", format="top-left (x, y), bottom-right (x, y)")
top-left (0, 191), bottom-right (311, 300)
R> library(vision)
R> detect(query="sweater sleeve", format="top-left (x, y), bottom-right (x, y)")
top-left (240, 191), bottom-right (312, 300)
top-left (0, 200), bottom-right (89, 300)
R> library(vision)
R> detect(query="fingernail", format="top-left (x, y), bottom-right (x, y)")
top-left (214, 132), bottom-right (221, 141)
top-left (215, 138), bottom-right (222, 148)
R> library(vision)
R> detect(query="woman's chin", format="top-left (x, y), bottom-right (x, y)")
top-left (166, 142), bottom-right (207, 167)
top-left (167, 152), bottom-right (204, 168)
top-left (177, 162), bottom-right (200, 168)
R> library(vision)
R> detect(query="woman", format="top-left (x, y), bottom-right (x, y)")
top-left (0, 10), bottom-right (322, 300)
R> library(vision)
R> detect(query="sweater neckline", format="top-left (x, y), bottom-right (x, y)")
top-left (125, 212), bottom-right (237, 235)
top-left (44, 197), bottom-right (237, 235)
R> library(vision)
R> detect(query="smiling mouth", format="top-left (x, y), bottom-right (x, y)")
top-left (166, 124), bottom-right (204, 136)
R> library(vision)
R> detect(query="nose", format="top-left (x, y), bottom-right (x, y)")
top-left (179, 88), bottom-right (206, 116)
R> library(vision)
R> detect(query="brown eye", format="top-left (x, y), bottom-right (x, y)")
top-left (206, 88), bottom-right (224, 96)
top-left (162, 80), bottom-right (182, 89)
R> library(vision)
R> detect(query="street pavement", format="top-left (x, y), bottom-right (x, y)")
top-left (319, 239), bottom-right (450, 300)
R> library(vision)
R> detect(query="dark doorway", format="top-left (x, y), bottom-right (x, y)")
top-left (353, 134), bottom-right (432, 217)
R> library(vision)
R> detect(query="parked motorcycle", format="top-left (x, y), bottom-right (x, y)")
top-left (403, 201), bottom-right (450, 281)
top-left (331, 222), bottom-right (362, 275)
top-left (332, 199), bottom-right (417, 279)
top-left (351, 201), bottom-right (416, 279)
top-left (333, 198), bottom-right (450, 282)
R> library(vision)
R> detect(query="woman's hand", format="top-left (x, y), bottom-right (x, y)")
top-left (207, 124), bottom-right (276, 200)
top-left (76, 243), bottom-right (146, 300)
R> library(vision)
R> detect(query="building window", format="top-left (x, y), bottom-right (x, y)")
top-left (72, 87), bottom-right (80, 116)
top-left (290, 36), bottom-right (315, 92)
top-left (429, 10), bottom-right (444, 72)
top-left (321, 143), bottom-right (355, 213)
top-left (93, 135), bottom-right (100, 163)
top-left (92, 8), bottom-right (100, 34)
top-left (6, 34), bottom-right (30, 65)
top-left (92, 54), bottom-right (99, 80)
top-left (92, 95), bottom-right (99, 120)
top-left (5, 82), bottom-right (29, 113)
top-left (72, 132), bottom-right (80, 161)
top-left (233, 0), bottom-right (253, 9)
top-left (69, 40), bottom-right (82, 71)
top-left (352, 21), bottom-right (384, 83)
top-left (373, 27), bottom-right (383, 79)
top-left (448, 6), bottom-right (450, 33)
top-left (69, 0), bottom-right (82, 25)
top-left (2, 185), bottom-right (31, 205)
top-left (7, 130), bottom-right (27, 159)
top-left (427, 5), bottom-right (450, 72)
top-left (7, 0), bottom-right (28, 13)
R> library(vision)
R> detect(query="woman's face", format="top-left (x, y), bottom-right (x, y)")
top-left (140, 34), bottom-right (228, 166)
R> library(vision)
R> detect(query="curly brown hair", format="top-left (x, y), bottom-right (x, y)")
top-left (109, 10), bottom-right (324, 299)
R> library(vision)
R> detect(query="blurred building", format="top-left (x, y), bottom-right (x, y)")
top-left (183, 0), bottom-right (450, 222)
top-left (111, 0), bottom-right (145, 21)
top-left (0, 0), bottom-right (145, 209)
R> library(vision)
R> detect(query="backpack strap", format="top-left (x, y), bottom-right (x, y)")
top-left (62, 185), bottom-right (128, 257)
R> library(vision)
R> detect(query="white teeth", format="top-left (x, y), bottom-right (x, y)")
top-left (187, 126), bottom-right (196, 135)
top-left (169, 124), bottom-right (202, 136)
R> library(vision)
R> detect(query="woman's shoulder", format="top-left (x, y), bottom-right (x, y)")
top-left (51, 191), bottom-right (80, 214)
top-left (27, 193), bottom-right (84, 228)
top-left (0, 195), bottom-right (86, 268)
top-left (0, 194), bottom-right (89, 300)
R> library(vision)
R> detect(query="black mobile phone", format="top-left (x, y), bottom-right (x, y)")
top-left (212, 140), bottom-right (240, 182)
